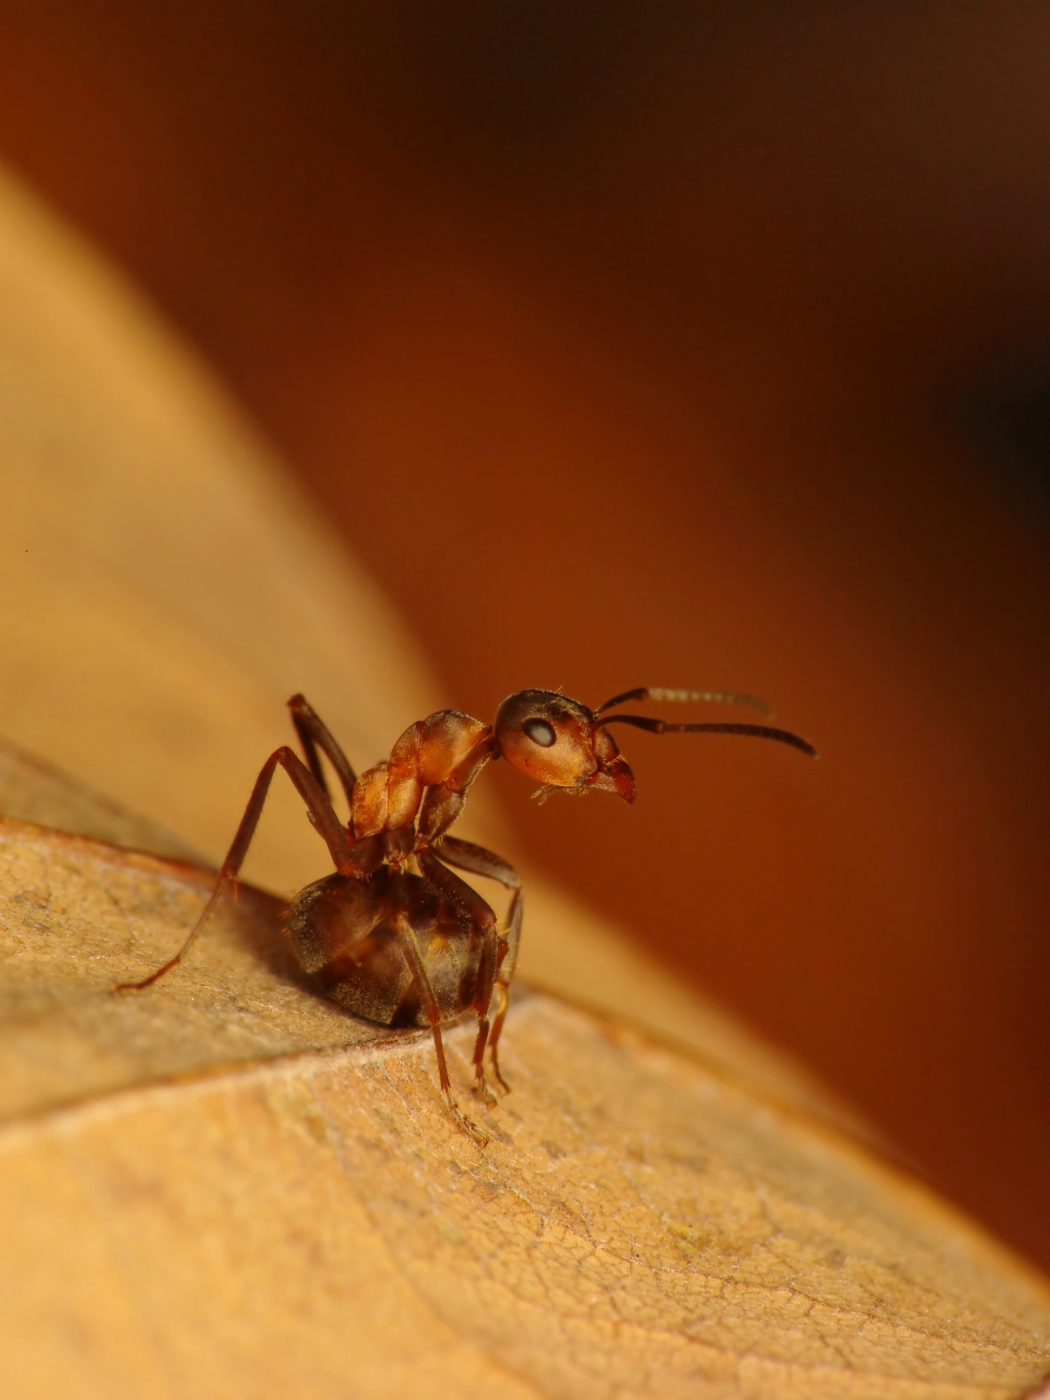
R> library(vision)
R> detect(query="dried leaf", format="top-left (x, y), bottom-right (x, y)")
top-left (0, 774), bottom-right (1048, 1398)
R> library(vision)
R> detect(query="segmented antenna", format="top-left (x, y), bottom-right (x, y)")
top-left (594, 686), bottom-right (772, 717)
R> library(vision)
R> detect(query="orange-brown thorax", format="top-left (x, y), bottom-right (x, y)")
top-left (350, 711), bottom-right (492, 839)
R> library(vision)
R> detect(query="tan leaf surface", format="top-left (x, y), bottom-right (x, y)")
top-left (1, 795), bottom-right (1049, 1399)
top-left (0, 162), bottom-right (1048, 1398)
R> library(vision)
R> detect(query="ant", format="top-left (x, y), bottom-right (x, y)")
top-left (118, 687), bottom-right (815, 1144)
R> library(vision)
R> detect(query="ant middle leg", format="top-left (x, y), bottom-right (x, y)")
top-left (116, 747), bottom-right (351, 992)
top-left (391, 904), bottom-right (489, 1147)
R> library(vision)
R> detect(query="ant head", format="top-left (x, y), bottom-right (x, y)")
top-left (493, 690), bottom-right (636, 802)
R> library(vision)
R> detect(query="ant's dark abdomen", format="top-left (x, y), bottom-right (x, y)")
top-left (286, 869), bottom-right (486, 1029)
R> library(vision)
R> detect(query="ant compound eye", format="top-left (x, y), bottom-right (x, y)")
top-left (522, 717), bottom-right (557, 748)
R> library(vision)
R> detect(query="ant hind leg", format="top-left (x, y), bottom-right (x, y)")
top-left (115, 746), bottom-right (351, 993)
top-left (288, 694), bottom-right (358, 807)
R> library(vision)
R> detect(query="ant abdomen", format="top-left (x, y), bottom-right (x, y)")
top-left (286, 869), bottom-right (483, 1030)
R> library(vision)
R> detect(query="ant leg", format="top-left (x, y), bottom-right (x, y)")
top-left (288, 694), bottom-right (358, 806)
top-left (392, 908), bottom-right (489, 1147)
top-left (469, 1014), bottom-right (495, 1107)
top-left (116, 747), bottom-right (352, 992)
top-left (486, 985), bottom-right (512, 1095)
top-left (434, 836), bottom-right (522, 1095)
top-left (437, 835), bottom-right (523, 977)
top-left (418, 847), bottom-right (509, 1101)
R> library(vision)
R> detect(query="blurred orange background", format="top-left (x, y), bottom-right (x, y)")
top-left (0, 6), bottom-right (1047, 1268)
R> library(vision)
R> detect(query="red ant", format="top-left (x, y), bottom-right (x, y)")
top-left (118, 687), bottom-right (815, 1144)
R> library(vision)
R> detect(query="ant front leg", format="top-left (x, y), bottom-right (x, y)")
top-left (116, 747), bottom-right (352, 992)
top-left (419, 846), bottom-right (515, 1102)
top-left (435, 835), bottom-right (523, 1096)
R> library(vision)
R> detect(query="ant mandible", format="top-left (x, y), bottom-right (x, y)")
top-left (118, 687), bottom-right (816, 1144)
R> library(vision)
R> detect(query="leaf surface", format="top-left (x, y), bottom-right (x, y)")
top-left (0, 793), bottom-right (1048, 1399)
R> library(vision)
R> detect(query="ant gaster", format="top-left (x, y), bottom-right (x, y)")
top-left (118, 687), bottom-right (815, 1144)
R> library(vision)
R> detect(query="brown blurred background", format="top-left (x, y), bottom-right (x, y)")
top-left (1, 5), bottom-right (1048, 1268)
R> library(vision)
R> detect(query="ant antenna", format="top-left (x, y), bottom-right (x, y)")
top-left (594, 686), bottom-right (773, 718)
top-left (597, 714), bottom-right (817, 757)
top-left (593, 689), bottom-right (816, 757)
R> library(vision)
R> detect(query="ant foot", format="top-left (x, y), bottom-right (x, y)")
top-left (114, 955), bottom-right (181, 993)
top-left (114, 974), bottom-right (155, 993)
top-left (449, 1099), bottom-right (490, 1147)
top-left (472, 1073), bottom-right (500, 1108)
